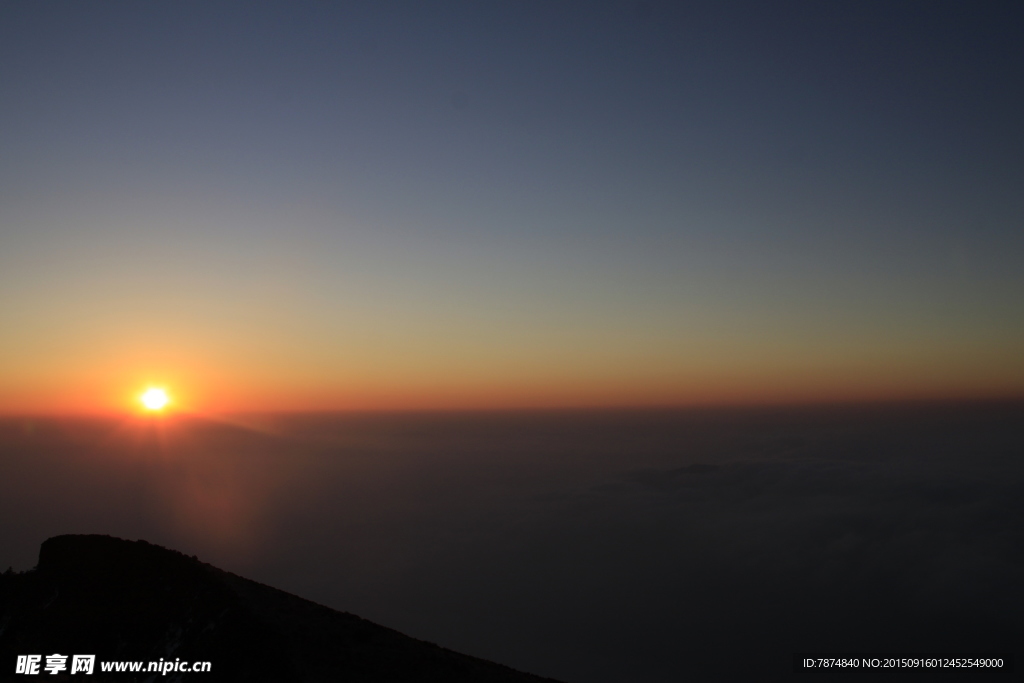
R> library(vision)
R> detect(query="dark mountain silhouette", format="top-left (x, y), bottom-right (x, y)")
top-left (0, 535), bottom-right (562, 682)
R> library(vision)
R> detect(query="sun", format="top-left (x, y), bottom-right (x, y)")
top-left (140, 387), bottom-right (170, 412)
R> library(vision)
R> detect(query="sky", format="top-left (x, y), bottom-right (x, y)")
top-left (1, 1), bottom-right (1023, 414)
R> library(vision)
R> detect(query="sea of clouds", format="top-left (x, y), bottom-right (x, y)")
top-left (1, 403), bottom-right (1021, 681)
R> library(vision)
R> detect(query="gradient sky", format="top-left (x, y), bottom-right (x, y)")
top-left (1, 1), bottom-right (1022, 413)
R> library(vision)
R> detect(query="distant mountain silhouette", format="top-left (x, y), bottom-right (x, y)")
top-left (0, 535), bottom-right (562, 682)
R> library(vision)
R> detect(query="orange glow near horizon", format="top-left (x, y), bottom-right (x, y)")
top-left (106, 371), bottom-right (1024, 416)
top-left (0, 356), bottom-right (1021, 417)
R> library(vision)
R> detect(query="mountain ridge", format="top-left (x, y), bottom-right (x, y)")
top-left (0, 535), bottom-right (563, 682)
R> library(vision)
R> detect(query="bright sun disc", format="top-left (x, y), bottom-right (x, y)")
top-left (140, 388), bottom-right (170, 411)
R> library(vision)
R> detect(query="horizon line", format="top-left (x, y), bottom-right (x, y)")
top-left (2, 393), bottom-right (1022, 420)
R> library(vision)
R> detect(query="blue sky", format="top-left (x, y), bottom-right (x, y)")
top-left (1, 1), bottom-right (1022, 411)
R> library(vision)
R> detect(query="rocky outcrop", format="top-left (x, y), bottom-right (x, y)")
top-left (0, 535), bottom-right (561, 682)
